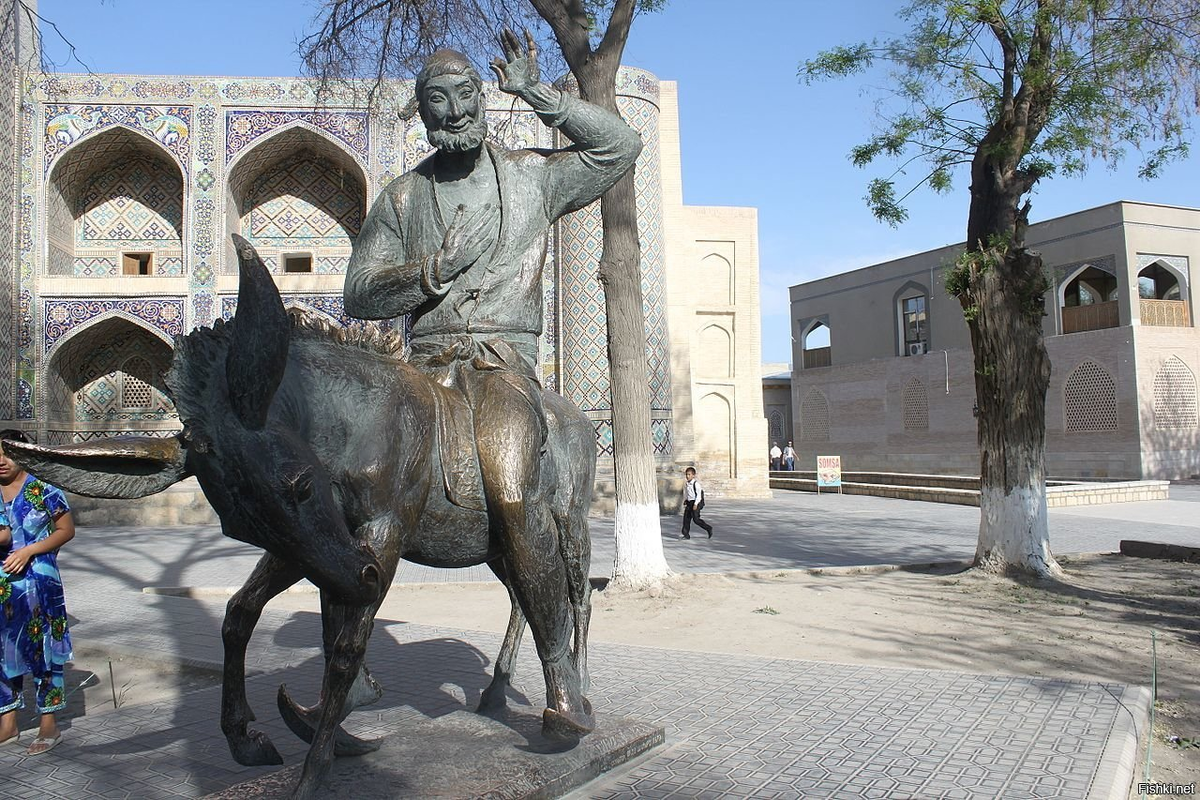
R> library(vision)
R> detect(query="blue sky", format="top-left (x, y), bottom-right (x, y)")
top-left (39, 0), bottom-right (1199, 366)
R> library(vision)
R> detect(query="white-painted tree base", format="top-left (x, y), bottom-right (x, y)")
top-left (610, 502), bottom-right (671, 589)
top-left (975, 485), bottom-right (1062, 577)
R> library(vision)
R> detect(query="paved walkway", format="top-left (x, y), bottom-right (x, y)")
top-left (1, 488), bottom-right (1196, 798)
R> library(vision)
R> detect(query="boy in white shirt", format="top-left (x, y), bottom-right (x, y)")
top-left (681, 467), bottom-right (714, 540)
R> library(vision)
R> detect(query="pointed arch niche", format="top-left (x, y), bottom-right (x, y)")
top-left (801, 319), bottom-right (831, 369)
top-left (46, 126), bottom-right (185, 277)
top-left (1060, 264), bottom-right (1119, 334)
top-left (698, 252), bottom-right (733, 305)
top-left (696, 391), bottom-right (734, 478)
top-left (225, 125), bottom-right (367, 275)
top-left (1138, 258), bottom-right (1191, 327)
top-left (696, 322), bottom-right (733, 378)
top-left (44, 315), bottom-right (179, 443)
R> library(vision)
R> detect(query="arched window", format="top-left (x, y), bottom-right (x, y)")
top-left (800, 388), bottom-right (830, 442)
top-left (1138, 261), bottom-right (1190, 328)
top-left (1060, 265), bottom-right (1119, 334)
top-left (1153, 357), bottom-right (1198, 429)
top-left (895, 285), bottom-right (929, 356)
top-left (802, 321), bottom-right (831, 369)
top-left (1063, 361), bottom-right (1117, 432)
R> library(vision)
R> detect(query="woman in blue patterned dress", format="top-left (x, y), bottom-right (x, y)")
top-left (0, 429), bottom-right (75, 756)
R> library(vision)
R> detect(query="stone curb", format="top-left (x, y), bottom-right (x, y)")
top-left (1085, 685), bottom-right (1152, 800)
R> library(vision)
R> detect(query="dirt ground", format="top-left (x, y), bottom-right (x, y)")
top-left (62, 552), bottom-right (1200, 797)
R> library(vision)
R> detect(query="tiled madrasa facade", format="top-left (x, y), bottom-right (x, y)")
top-left (0, 5), bottom-right (769, 499)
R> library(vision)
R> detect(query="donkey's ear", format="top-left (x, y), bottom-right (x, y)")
top-left (227, 234), bottom-right (289, 429)
top-left (2, 435), bottom-right (190, 499)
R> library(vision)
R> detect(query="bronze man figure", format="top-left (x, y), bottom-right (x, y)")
top-left (346, 31), bottom-right (641, 739)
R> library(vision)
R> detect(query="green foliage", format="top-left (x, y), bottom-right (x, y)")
top-left (802, 0), bottom-right (1200, 227)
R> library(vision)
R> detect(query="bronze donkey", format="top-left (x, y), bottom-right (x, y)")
top-left (6, 235), bottom-right (596, 799)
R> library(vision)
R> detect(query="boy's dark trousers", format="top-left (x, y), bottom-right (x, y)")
top-left (682, 500), bottom-right (713, 538)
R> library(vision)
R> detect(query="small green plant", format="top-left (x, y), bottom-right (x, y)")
top-left (1169, 736), bottom-right (1200, 750)
top-left (753, 606), bottom-right (780, 616)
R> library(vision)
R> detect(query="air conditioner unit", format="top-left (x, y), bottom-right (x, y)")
top-left (907, 342), bottom-right (927, 356)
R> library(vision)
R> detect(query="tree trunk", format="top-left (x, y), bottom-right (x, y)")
top-left (576, 72), bottom-right (669, 588)
top-left (963, 184), bottom-right (1061, 578)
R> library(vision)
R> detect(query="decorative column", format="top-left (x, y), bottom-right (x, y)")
top-left (558, 68), bottom-right (674, 467)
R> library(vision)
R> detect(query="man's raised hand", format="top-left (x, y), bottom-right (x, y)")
top-left (491, 28), bottom-right (540, 97)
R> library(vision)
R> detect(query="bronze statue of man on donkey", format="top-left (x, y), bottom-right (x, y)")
top-left (5, 29), bottom-right (640, 800)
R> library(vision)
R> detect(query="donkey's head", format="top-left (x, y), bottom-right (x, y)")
top-left (176, 235), bottom-right (383, 603)
top-left (5, 236), bottom-right (383, 605)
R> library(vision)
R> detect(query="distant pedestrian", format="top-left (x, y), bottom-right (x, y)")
top-left (769, 442), bottom-right (782, 471)
top-left (680, 467), bottom-right (714, 540)
top-left (783, 441), bottom-right (797, 471)
top-left (0, 429), bottom-right (75, 756)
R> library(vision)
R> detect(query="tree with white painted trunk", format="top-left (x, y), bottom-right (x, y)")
top-left (804, 0), bottom-right (1200, 576)
top-left (303, 0), bottom-right (671, 587)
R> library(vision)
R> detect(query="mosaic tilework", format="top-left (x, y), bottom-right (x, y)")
top-left (1138, 253), bottom-right (1190, 282)
top-left (0, 15), bottom-right (16, 420)
top-left (374, 112), bottom-right (403, 187)
top-left (595, 419), bottom-right (615, 457)
top-left (77, 155), bottom-right (183, 243)
top-left (244, 154), bottom-right (361, 247)
top-left (221, 293), bottom-right (357, 329)
top-left (11, 69), bottom-right (671, 453)
top-left (16, 99), bottom-right (37, 417)
top-left (650, 417), bottom-right (672, 456)
top-left (191, 102), bottom-right (219, 327)
top-left (43, 299), bottom-right (184, 353)
top-left (45, 104), bottom-right (191, 176)
top-left (558, 72), bottom-right (673, 455)
top-left (46, 427), bottom-right (179, 444)
top-left (226, 110), bottom-right (369, 164)
top-left (72, 152), bottom-right (185, 276)
top-left (1054, 254), bottom-right (1116, 287)
top-left (75, 369), bottom-right (175, 423)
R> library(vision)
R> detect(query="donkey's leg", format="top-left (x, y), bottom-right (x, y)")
top-left (279, 517), bottom-right (400, 756)
top-left (557, 498), bottom-right (593, 696)
top-left (291, 602), bottom-right (374, 800)
top-left (547, 396), bottom-right (597, 696)
top-left (478, 557), bottom-right (526, 714)
top-left (221, 552), bottom-right (303, 766)
top-left (277, 587), bottom-right (383, 757)
top-left (469, 373), bottom-right (592, 738)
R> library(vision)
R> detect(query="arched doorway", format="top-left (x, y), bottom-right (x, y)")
top-left (44, 317), bottom-right (179, 444)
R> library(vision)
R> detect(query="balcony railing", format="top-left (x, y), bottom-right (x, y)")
top-left (1061, 300), bottom-right (1119, 334)
top-left (803, 347), bottom-right (831, 369)
top-left (1140, 298), bottom-right (1190, 327)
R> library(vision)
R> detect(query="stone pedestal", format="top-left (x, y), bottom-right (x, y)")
top-left (205, 710), bottom-right (663, 799)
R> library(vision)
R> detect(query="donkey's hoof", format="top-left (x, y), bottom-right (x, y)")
top-left (277, 684), bottom-right (382, 757)
top-left (542, 705), bottom-right (595, 740)
top-left (477, 681), bottom-right (509, 715)
top-left (228, 728), bottom-right (284, 766)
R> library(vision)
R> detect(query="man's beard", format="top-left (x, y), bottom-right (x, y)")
top-left (427, 114), bottom-right (488, 152)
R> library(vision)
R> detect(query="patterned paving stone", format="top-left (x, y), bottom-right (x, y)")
top-left (0, 490), bottom-right (1177, 797)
